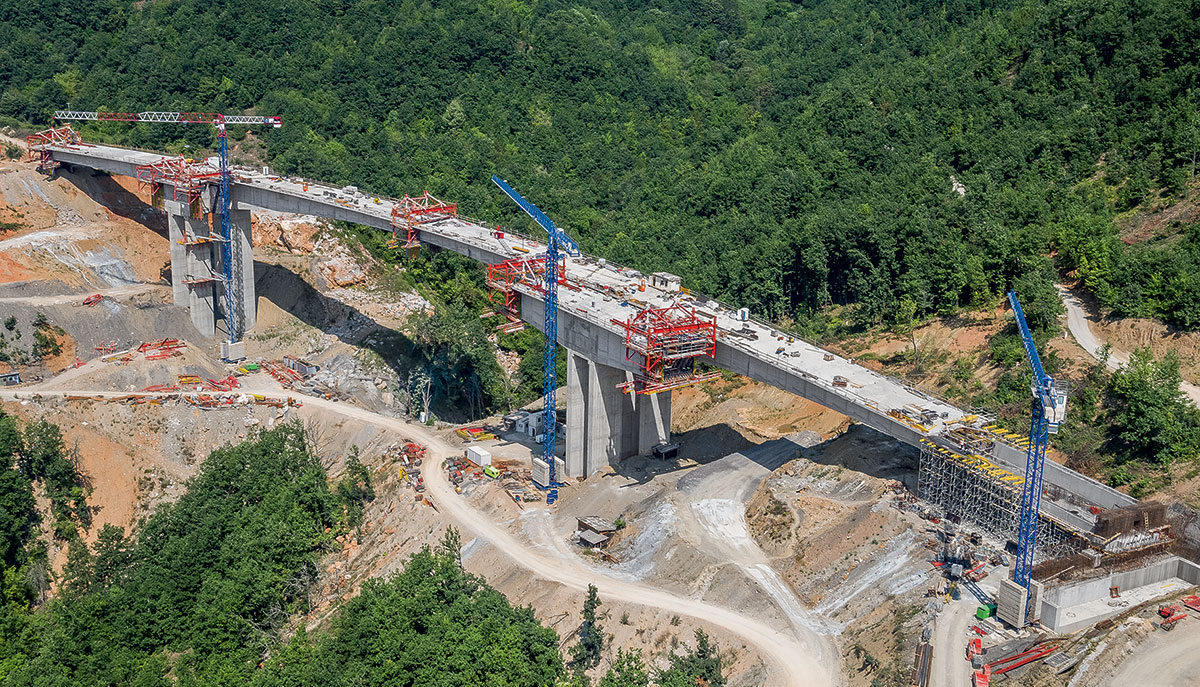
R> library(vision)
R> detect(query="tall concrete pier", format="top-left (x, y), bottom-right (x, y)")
top-left (565, 351), bottom-right (671, 476)
top-left (160, 193), bottom-right (256, 341)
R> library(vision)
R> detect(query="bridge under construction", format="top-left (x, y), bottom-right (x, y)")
top-left (26, 126), bottom-right (1148, 575)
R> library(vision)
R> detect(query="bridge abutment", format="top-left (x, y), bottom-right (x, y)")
top-left (565, 349), bottom-right (671, 477)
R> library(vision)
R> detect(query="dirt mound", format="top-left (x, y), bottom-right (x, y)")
top-left (251, 211), bottom-right (323, 253)
top-left (671, 377), bottom-right (849, 462)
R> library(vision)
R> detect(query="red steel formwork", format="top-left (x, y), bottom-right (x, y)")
top-left (25, 125), bottom-right (84, 172)
top-left (135, 156), bottom-right (221, 221)
top-left (485, 255), bottom-right (566, 333)
top-left (612, 304), bottom-right (720, 395)
top-left (389, 192), bottom-right (457, 251)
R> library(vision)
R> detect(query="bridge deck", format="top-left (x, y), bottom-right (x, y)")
top-left (43, 141), bottom-right (1138, 528)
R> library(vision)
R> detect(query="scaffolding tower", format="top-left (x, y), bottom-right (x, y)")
top-left (917, 440), bottom-right (1078, 560)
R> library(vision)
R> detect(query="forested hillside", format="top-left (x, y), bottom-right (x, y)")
top-left (2, 0), bottom-right (1198, 330)
top-left (0, 420), bottom-right (727, 687)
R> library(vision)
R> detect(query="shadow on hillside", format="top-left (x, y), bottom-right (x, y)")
top-left (799, 423), bottom-right (921, 490)
top-left (607, 421), bottom-right (922, 492)
top-left (56, 166), bottom-right (167, 236)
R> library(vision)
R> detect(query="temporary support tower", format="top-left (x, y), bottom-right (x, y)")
top-left (51, 110), bottom-right (281, 348)
top-left (389, 191), bottom-right (457, 253)
top-left (612, 303), bottom-right (720, 394)
top-left (1008, 290), bottom-right (1068, 621)
top-left (490, 175), bottom-right (579, 504)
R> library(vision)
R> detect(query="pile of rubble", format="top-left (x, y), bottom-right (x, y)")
top-left (314, 236), bottom-right (367, 287)
top-left (325, 287), bottom-right (431, 322)
top-left (250, 211), bottom-right (323, 253)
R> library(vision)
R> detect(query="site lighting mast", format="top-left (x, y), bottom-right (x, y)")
top-left (51, 110), bottom-right (281, 347)
top-left (1007, 290), bottom-right (1068, 615)
top-left (490, 175), bottom-right (580, 504)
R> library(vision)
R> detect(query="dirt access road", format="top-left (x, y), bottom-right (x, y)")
top-left (1104, 621), bottom-right (1200, 686)
top-left (929, 595), bottom-right (976, 687)
top-left (0, 284), bottom-right (158, 306)
top-left (0, 387), bottom-right (837, 687)
top-left (1058, 284), bottom-right (1200, 406)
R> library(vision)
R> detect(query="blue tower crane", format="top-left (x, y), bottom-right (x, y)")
top-left (52, 110), bottom-right (281, 349)
top-left (491, 176), bottom-right (580, 504)
top-left (1007, 290), bottom-right (1068, 610)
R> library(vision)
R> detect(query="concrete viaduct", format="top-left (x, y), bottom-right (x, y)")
top-left (35, 140), bottom-right (1134, 533)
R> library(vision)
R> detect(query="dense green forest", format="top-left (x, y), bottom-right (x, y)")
top-left (2, 0), bottom-right (1199, 330)
top-left (0, 419), bottom-right (726, 686)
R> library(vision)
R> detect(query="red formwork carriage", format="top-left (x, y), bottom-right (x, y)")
top-left (24, 125), bottom-right (84, 172)
top-left (611, 303), bottom-right (720, 395)
top-left (135, 156), bottom-right (221, 221)
top-left (389, 191), bottom-right (458, 252)
top-left (485, 255), bottom-right (566, 333)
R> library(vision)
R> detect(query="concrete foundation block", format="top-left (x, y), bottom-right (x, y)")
top-left (221, 340), bottom-right (246, 362)
top-left (996, 578), bottom-right (1029, 628)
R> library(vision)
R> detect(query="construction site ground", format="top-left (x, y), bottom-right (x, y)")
top-left (8, 145), bottom-right (1200, 686)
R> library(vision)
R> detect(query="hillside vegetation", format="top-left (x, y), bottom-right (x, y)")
top-left (2, 0), bottom-right (1198, 331)
top-left (0, 420), bottom-right (727, 687)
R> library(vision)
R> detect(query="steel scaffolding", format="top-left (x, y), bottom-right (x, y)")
top-left (389, 191), bottom-right (457, 251)
top-left (917, 441), bottom-right (1077, 560)
top-left (611, 303), bottom-right (720, 395)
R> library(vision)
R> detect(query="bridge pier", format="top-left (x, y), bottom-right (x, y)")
top-left (564, 350), bottom-right (671, 477)
top-left (227, 205), bottom-right (257, 334)
top-left (165, 199), bottom-right (218, 338)
top-left (163, 200), bottom-right (257, 343)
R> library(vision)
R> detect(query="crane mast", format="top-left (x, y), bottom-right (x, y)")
top-left (491, 176), bottom-right (579, 504)
top-left (52, 110), bottom-right (280, 349)
top-left (1007, 290), bottom-right (1068, 616)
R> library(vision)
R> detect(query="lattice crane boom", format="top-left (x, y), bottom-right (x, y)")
top-left (1007, 290), bottom-right (1068, 613)
top-left (52, 110), bottom-right (281, 348)
top-left (490, 175), bottom-right (577, 502)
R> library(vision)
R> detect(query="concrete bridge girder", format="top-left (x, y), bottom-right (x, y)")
top-left (40, 145), bottom-right (1143, 533)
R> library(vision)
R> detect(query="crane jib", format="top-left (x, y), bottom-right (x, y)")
top-left (53, 111), bottom-right (281, 127)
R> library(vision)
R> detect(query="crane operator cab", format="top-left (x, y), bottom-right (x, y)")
top-left (1041, 382), bottom-right (1068, 434)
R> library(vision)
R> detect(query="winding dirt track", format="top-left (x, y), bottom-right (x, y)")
top-left (0, 387), bottom-right (836, 687)
top-left (1058, 284), bottom-right (1200, 406)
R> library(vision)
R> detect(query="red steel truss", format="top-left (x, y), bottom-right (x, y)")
top-left (135, 156), bottom-right (220, 220)
top-left (611, 303), bottom-right (720, 395)
top-left (389, 191), bottom-right (457, 250)
top-left (25, 125), bottom-right (84, 172)
top-left (485, 255), bottom-right (566, 333)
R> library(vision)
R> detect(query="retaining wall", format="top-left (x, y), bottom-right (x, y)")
top-left (1040, 556), bottom-right (1200, 632)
